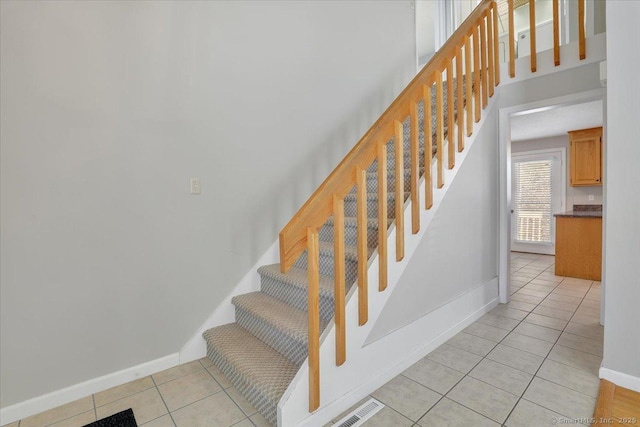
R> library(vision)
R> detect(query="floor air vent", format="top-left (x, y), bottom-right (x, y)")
top-left (334, 398), bottom-right (385, 427)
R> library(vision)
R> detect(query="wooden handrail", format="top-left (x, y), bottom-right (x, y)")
top-left (289, 0), bottom-right (595, 412)
top-left (508, 0), bottom-right (588, 76)
top-left (278, 0), bottom-right (497, 274)
top-left (286, 0), bottom-right (500, 412)
top-left (289, 0), bottom-right (594, 412)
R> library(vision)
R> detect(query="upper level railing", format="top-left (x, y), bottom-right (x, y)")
top-left (278, 0), bottom-right (588, 413)
top-left (506, 0), bottom-right (588, 76)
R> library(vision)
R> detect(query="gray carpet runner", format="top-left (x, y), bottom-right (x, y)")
top-left (203, 78), bottom-right (470, 426)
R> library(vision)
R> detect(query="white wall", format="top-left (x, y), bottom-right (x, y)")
top-left (0, 0), bottom-right (416, 408)
top-left (367, 117), bottom-right (499, 341)
top-left (280, 100), bottom-right (500, 427)
top-left (416, 0), bottom-right (436, 65)
top-left (601, 0), bottom-right (640, 390)
top-left (513, 0), bottom-right (553, 36)
top-left (512, 134), bottom-right (603, 208)
top-left (499, 60), bottom-right (602, 107)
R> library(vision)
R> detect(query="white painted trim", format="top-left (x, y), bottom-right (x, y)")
top-left (283, 279), bottom-right (499, 427)
top-left (599, 367), bottom-right (640, 393)
top-left (179, 239), bottom-right (280, 363)
top-left (0, 353), bottom-right (179, 426)
top-left (499, 32), bottom-right (606, 87)
top-left (279, 99), bottom-right (500, 427)
top-left (498, 87), bottom-right (606, 305)
top-left (0, 230), bottom-right (280, 425)
top-left (510, 147), bottom-right (567, 255)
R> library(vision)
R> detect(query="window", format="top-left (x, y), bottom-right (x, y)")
top-left (513, 159), bottom-right (553, 244)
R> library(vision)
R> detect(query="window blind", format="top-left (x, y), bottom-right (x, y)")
top-left (513, 159), bottom-right (553, 244)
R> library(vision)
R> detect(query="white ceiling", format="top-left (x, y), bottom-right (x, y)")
top-left (510, 100), bottom-right (603, 142)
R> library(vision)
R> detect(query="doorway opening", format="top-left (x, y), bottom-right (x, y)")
top-left (511, 148), bottom-right (566, 255)
top-left (498, 88), bottom-right (605, 304)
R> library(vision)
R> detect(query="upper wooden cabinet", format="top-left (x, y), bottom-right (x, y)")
top-left (568, 127), bottom-right (602, 186)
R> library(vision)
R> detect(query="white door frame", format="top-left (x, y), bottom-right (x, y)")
top-left (498, 88), bottom-right (606, 303)
top-left (511, 148), bottom-right (567, 255)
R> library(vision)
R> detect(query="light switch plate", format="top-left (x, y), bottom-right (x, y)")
top-left (588, 195), bottom-right (594, 201)
top-left (190, 177), bottom-right (201, 195)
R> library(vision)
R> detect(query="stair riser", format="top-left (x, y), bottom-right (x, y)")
top-left (343, 195), bottom-right (400, 219)
top-left (363, 164), bottom-right (428, 192)
top-left (205, 347), bottom-right (278, 425)
top-left (319, 222), bottom-right (379, 247)
top-left (366, 150), bottom-right (427, 173)
top-left (259, 273), bottom-right (335, 321)
top-left (235, 306), bottom-right (309, 366)
top-left (294, 250), bottom-right (359, 285)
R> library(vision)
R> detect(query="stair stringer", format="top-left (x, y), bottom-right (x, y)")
top-left (278, 99), bottom-right (500, 427)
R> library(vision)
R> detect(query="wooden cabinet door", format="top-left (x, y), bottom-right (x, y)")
top-left (555, 217), bottom-right (602, 280)
top-left (569, 127), bottom-right (602, 186)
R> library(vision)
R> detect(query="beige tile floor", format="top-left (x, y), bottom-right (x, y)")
top-left (3, 253), bottom-right (603, 427)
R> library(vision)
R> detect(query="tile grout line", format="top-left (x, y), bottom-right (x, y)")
top-left (409, 255), bottom-right (558, 425)
top-left (499, 270), bottom-right (600, 425)
top-left (150, 373), bottom-right (178, 427)
top-left (500, 253), bottom-right (563, 426)
top-left (414, 314), bottom-right (525, 424)
top-left (92, 394), bottom-right (97, 422)
top-left (199, 359), bottom-right (258, 424)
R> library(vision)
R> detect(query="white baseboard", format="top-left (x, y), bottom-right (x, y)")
top-left (290, 280), bottom-right (499, 427)
top-left (1, 239), bottom-right (281, 426)
top-left (0, 353), bottom-right (179, 426)
top-left (599, 367), bottom-right (640, 393)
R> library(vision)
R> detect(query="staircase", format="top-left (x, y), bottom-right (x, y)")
top-left (204, 95), bottom-right (451, 425)
top-left (201, 1), bottom-right (502, 424)
top-left (198, 0), bottom-right (592, 423)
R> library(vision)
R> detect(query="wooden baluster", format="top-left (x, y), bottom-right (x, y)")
top-left (465, 36), bottom-right (473, 136)
top-left (377, 143), bottom-right (388, 291)
top-left (332, 195), bottom-right (345, 366)
top-left (480, 15), bottom-right (488, 108)
top-left (456, 46), bottom-right (464, 152)
top-left (487, 10), bottom-right (495, 97)
top-left (436, 72), bottom-right (445, 188)
top-left (473, 25), bottom-right (481, 122)
top-left (410, 102), bottom-right (420, 234)
top-left (492, 1), bottom-right (500, 86)
top-left (578, 0), bottom-right (586, 60)
top-left (356, 167), bottom-right (368, 326)
top-left (424, 83), bottom-right (433, 209)
top-left (394, 120), bottom-right (405, 261)
top-left (447, 60), bottom-right (455, 169)
top-left (553, 0), bottom-right (560, 66)
top-left (307, 227), bottom-right (320, 412)
top-left (508, 0), bottom-right (515, 78)
top-left (530, 0), bottom-right (537, 72)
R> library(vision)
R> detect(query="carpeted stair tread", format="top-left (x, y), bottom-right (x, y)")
top-left (325, 215), bottom-right (381, 230)
top-left (232, 291), bottom-right (329, 347)
top-left (203, 72), bottom-right (476, 427)
top-left (344, 191), bottom-right (411, 200)
top-left (316, 239), bottom-right (374, 258)
top-left (257, 264), bottom-right (337, 321)
top-left (366, 165), bottom-right (426, 178)
top-left (257, 264), bottom-right (335, 298)
top-left (203, 323), bottom-right (298, 425)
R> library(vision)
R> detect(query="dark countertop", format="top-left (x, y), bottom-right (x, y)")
top-left (554, 210), bottom-right (602, 218)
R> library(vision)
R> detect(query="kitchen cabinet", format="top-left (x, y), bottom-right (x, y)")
top-left (568, 127), bottom-right (602, 186)
top-left (555, 214), bottom-right (602, 280)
